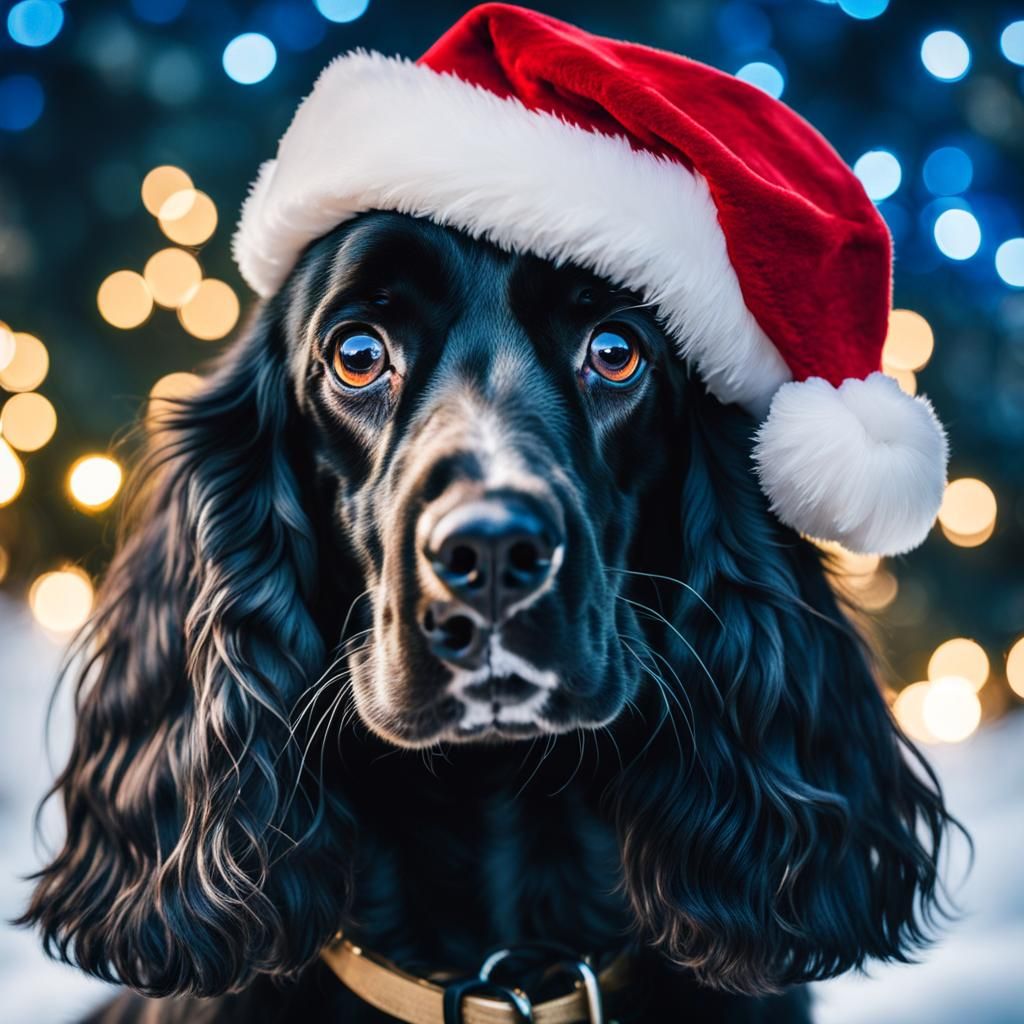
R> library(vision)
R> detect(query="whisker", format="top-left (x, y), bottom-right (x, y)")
top-left (605, 565), bottom-right (724, 628)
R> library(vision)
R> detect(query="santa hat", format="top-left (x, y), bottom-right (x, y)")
top-left (233, 3), bottom-right (948, 556)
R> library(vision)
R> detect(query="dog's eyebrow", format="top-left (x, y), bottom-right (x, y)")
top-left (325, 215), bottom-right (455, 303)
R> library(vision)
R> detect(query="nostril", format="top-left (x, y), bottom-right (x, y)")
top-left (508, 539), bottom-right (542, 575)
top-left (440, 614), bottom-right (476, 652)
top-left (447, 543), bottom-right (479, 580)
top-left (422, 607), bottom-right (436, 632)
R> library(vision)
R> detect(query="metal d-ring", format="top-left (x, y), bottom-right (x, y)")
top-left (442, 975), bottom-right (534, 1024)
top-left (545, 958), bottom-right (605, 1024)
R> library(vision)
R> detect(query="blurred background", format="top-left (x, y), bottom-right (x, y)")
top-left (0, 1), bottom-right (1022, 1022)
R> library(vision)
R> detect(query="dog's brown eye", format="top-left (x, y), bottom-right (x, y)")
top-left (331, 329), bottom-right (388, 388)
top-left (587, 324), bottom-right (643, 384)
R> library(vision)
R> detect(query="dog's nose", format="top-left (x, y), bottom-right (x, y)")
top-left (425, 495), bottom-right (562, 625)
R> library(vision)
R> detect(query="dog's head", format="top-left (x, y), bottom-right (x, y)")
top-left (24, 213), bottom-right (954, 999)
top-left (295, 213), bottom-right (673, 746)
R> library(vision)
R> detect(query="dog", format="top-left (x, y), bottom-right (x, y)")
top-left (21, 212), bottom-right (953, 1022)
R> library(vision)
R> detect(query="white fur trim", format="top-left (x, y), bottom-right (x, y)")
top-left (752, 373), bottom-right (949, 556)
top-left (232, 51), bottom-right (790, 414)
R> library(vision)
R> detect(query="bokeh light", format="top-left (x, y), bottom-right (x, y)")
top-left (856, 568), bottom-right (899, 611)
top-left (922, 146), bottom-right (973, 196)
top-left (178, 279), bottom-right (240, 340)
top-left (131, 0), bottom-right (188, 25)
top-left (735, 61), bottom-right (785, 99)
top-left (158, 189), bottom-right (218, 246)
top-left (884, 366), bottom-right (917, 395)
top-left (923, 676), bottom-right (981, 743)
top-left (1000, 20), bottom-right (1024, 66)
top-left (29, 567), bottom-right (94, 635)
top-left (0, 74), bottom-right (45, 132)
top-left (1007, 638), bottom-right (1024, 699)
top-left (97, 270), bottom-right (154, 329)
top-left (0, 323), bottom-right (15, 372)
top-left (938, 477), bottom-right (997, 545)
top-left (0, 545), bottom-right (8, 583)
top-left (0, 332), bottom-right (49, 392)
top-left (1, 392), bottom-right (57, 452)
top-left (68, 455), bottom-right (123, 511)
top-left (0, 438), bottom-right (25, 507)
top-left (995, 238), bottom-right (1024, 287)
top-left (933, 208), bottom-right (981, 260)
top-left (883, 309), bottom-right (934, 371)
top-left (928, 637), bottom-right (989, 691)
top-left (7, 0), bottom-right (63, 48)
top-left (853, 150), bottom-right (901, 201)
top-left (148, 371), bottom-right (203, 429)
top-left (315, 0), bottom-right (371, 23)
top-left (921, 30), bottom-right (971, 82)
top-left (141, 165), bottom-right (193, 217)
top-left (893, 682), bottom-right (936, 744)
top-left (223, 33), bottom-right (277, 85)
top-left (144, 248), bottom-right (202, 307)
top-left (838, 0), bottom-right (888, 20)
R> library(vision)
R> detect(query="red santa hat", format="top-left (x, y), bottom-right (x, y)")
top-left (233, 3), bottom-right (948, 556)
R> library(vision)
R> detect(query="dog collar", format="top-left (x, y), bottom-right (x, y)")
top-left (321, 934), bottom-right (631, 1023)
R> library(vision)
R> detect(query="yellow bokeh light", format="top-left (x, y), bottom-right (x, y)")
top-left (922, 676), bottom-right (982, 743)
top-left (940, 521), bottom-right (996, 548)
top-left (0, 437), bottom-right (23, 506)
top-left (938, 478), bottom-right (997, 539)
top-left (68, 455), bottom-right (123, 510)
top-left (893, 681), bottom-right (936, 744)
top-left (178, 279), bottom-right (239, 340)
top-left (141, 165), bottom-right (193, 217)
top-left (856, 568), bottom-right (899, 611)
top-left (0, 392), bottom-right (57, 452)
top-left (0, 322), bottom-right (15, 373)
top-left (883, 364), bottom-right (917, 396)
top-left (158, 189), bottom-right (218, 246)
top-left (1007, 638), bottom-right (1024, 700)
top-left (817, 539), bottom-right (881, 579)
top-left (144, 248), bottom-right (202, 308)
top-left (928, 637), bottom-right (989, 691)
top-left (0, 332), bottom-right (49, 392)
top-left (0, 545), bottom-right (8, 583)
top-left (883, 309), bottom-right (934, 372)
top-left (98, 270), bottom-right (154, 330)
top-left (148, 371), bottom-right (203, 428)
top-left (29, 567), bottom-right (94, 635)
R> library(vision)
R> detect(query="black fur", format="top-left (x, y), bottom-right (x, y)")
top-left (21, 214), bottom-right (954, 1022)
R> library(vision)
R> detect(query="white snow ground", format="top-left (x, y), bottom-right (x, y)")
top-left (2, 593), bottom-right (1021, 1023)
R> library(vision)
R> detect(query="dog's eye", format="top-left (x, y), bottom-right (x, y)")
top-left (331, 328), bottom-right (389, 388)
top-left (586, 324), bottom-right (644, 385)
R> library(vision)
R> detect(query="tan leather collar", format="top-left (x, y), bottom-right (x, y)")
top-left (321, 935), bottom-right (631, 1023)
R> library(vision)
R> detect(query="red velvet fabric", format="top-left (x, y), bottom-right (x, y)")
top-left (420, 3), bottom-right (891, 385)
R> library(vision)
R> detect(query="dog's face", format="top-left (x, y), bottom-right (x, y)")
top-left (291, 213), bottom-right (673, 746)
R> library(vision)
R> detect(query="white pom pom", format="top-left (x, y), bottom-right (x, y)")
top-left (752, 373), bottom-right (948, 556)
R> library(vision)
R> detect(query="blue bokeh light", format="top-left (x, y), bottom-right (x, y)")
top-left (1001, 21), bottom-right (1024, 66)
top-left (257, 2), bottom-right (327, 52)
top-left (838, 0), bottom-right (889, 20)
top-left (715, 3), bottom-right (772, 54)
top-left (934, 208), bottom-right (981, 260)
top-left (130, 0), bottom-right (188, 26)
top-left (921, 30), bottom-right (971, 82)
top-left (922, 147), bottom-right (973, 196)
top-left (0, 74), bottom-right (45, 132)
top-left (315, 0), bottom-right (370, 24)
top-left (853, 150), bottom-right (901, 201)
top-left (735, 61), bottom-right (785, 99)
top-left (222, 33), bottom-right (277, 85)
top-left (7, 0), bottom-right (64, 48)
top-left (995, 238), bottom-right (1024, 287)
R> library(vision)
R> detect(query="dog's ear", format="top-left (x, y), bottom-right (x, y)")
top-left (21, 301), bottom-right (353, 996)
top-left (613, 389), bottom-right (955, 995)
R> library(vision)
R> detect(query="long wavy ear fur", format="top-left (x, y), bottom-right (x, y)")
top-left (612, 385), bottom-right (957, 994)
top-left (19, 302), bottom-right (352, 996)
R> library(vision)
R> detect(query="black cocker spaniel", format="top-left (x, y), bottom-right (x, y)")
top-left (23, 213), bottom-right (954, 1023)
